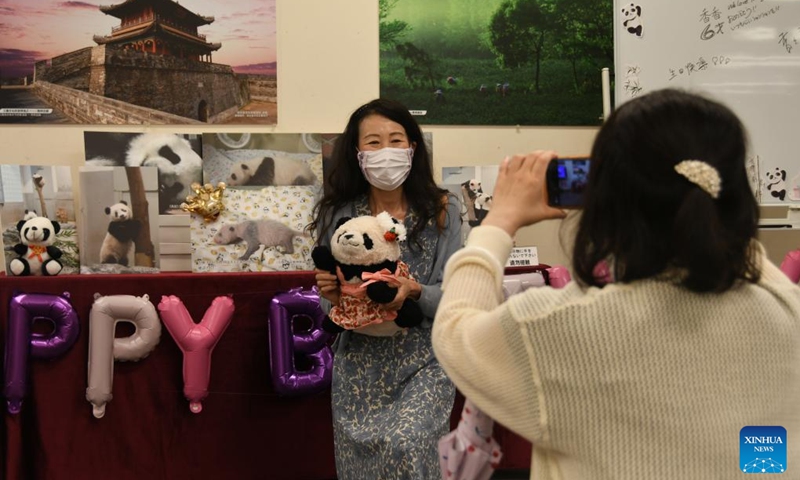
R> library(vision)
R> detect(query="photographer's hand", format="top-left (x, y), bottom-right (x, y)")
top-left (482, 150), bottom-right (567, 236)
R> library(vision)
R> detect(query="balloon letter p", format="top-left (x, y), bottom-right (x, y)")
top-left (5, 292), bottom-right (80, 414)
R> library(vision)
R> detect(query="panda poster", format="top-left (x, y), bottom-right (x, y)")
top-left (202, 133), bottom-right (325, 189)
top-left (0, 164), bottom-right (80, 276)
top-left (378, 0), bottom-right (612, 126)
top-left (84, 132), bottom-right (204, 214)
top-left (191, 187), bottom-right (315, 273)
top-left (78, 166), bottom-right (160, 274)
top-left (441, 165), bottom-right (498, 244)
top-left (0, 0), bottom-right (277, 125)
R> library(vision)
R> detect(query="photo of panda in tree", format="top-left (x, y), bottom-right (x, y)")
top-left (78, 166), bottom-right (160, 274)
top-left (83, 132), bottom-right (204, 214)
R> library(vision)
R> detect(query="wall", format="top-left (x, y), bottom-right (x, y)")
top-left (93, 46), bottom-right (242, 121)
top-left (0, 0), bottom-right (599, 271)
top-left (35, 81), bottom-right (205, 125)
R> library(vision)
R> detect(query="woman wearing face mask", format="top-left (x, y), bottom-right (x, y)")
top-left (309, 98), bottom-right (462, 479)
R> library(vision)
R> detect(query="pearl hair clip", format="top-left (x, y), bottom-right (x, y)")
top-left (674, 160), bottom-right (721, 199)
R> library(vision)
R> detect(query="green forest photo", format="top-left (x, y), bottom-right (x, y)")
top-left (379, 0), bottom-right (613, 126)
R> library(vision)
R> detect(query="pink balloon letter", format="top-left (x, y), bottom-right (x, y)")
top-left (4, 292), bottom-right (80, 414)
top-left (158, 295), bottom-right (234, 413)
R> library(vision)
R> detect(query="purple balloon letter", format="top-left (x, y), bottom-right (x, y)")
top-left (5, 292), bottom-right (80, 414)
top-left (268, 287), bottom-right (332, 395)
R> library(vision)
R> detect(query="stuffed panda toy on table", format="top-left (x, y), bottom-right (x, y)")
top-left (311, 212), bottom-right (423, 336)
top-left (100, 201), bottom-right (141, 266)
top-left (9, 216), bottom-right (63, 276)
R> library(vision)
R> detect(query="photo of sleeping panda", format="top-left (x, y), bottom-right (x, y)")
top-left (227, 157), bottom-right (318, 188)
top-left (84, 132), bottom-right (203, 214)
top-left (201, 132), bottom-right (324, 191)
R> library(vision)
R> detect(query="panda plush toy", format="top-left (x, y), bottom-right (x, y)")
top-left (100, 201), bottom-right (141, 266)
top-left (9, 216), bottom-right (63, 276)
top-left (311, 212), bottom-right (423, 335)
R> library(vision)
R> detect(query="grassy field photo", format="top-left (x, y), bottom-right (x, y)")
top-left (379, 0), bottom-right (613, 126)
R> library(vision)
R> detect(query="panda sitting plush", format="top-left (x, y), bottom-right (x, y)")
top-left (100, 201), bottom-right (141, 266)
top-left (9, 216), bottom-right (63, 276)
top-left (311, 212), bottom-right (423, 336)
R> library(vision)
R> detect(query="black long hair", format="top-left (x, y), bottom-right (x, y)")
top-left (309, 98), bottom-right (449, 249)
top-left (572, 88), bottom-right (760, 293)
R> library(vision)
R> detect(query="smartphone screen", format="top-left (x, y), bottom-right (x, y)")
top-left (546, 157), bottom-right (591, 208)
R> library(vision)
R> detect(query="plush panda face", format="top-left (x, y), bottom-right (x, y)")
top-left (331, 212), bottom-right (407, 266)
top-left (16, 216), bottom-right (60, 246)
top-left (125, 133), bottom-right (202, 205)
top-left (105, 201), bottom-right (131, 221)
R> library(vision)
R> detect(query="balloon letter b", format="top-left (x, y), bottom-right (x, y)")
top-left (86, 294), bottom-right (162, 418)
top-left (5, 292), bottom-right (80, 414)
top-left (158, 295), bottom-right (234, 413)
top-left (268, 287), bottom-right (332, 396)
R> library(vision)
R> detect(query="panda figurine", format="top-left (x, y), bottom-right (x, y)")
top-left (227, 157), bottom-right (317, 187)
top-left (100, 201), bottom-right (141, 266)
top-left (9, 216), bottom-right (63, 276)
top-left (85, 132), bottom-right (203, 213)
top-left (311, 212), bottom-right (423, 336)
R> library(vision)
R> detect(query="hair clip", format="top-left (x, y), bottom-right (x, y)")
top-left (674, 160), bottom-right (721, 199)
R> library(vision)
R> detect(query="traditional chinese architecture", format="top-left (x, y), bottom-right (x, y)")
top-left (94, 0), bottom-right (221, 62)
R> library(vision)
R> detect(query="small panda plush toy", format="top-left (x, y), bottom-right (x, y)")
top-left (100, 201), bottom-right (141, 266)
top-left (9, 216), bottom-right (63, 276)
top-left (311, 212), bottom-right (423, 336)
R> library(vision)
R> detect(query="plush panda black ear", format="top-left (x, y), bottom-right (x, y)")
top-left (105, 207), bottom-right (111, 215)
top-left (335, 217), bottom-right (351, 230)
top-left (16, 220), bottom-right (25, 232)
top-left (120, 200), bottom-right (128, 206)
top-left (51, 220), bottom-right (61, 234)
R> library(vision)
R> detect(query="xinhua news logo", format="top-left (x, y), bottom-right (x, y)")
top-left (740, 426), bottom-right (786, 474)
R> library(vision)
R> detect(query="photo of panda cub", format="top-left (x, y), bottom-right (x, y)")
top-left (226, 157), bottom-right (317, 188)
top-left (84, 132), bottom-right (203, 214)
top-left (100, 201), bottom-right (141, 266)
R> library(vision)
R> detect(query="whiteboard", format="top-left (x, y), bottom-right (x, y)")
top-left (614, 0), bottom-right (800, 205)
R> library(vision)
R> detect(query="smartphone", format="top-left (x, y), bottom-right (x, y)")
top-left (546, 157), bottom-right (591, 208)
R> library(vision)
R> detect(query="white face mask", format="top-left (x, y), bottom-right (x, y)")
top-left (357, 147), bottom-right (414, 191)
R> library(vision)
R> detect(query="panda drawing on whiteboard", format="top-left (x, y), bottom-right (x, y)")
top-left (84, 132), bottom-right (203, 213)
top-left (621, 3), bottom-right (643, 38)
top-left (226, 156), bottom-right (317, 188)
top-left (100, 201), bottom-right (141, 266)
